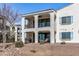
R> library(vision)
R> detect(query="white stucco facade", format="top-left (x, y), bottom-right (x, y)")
top-left (21, 9), bottom-right (56, 43)
top-left (21, 4), bottom-right (79, 44)
top-left (56, 4), bottom-right (79, 43)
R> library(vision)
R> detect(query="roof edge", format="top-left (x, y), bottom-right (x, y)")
top-left (57, 3), bottom-right (73, 12)
top-left (21, 8), bottom-right (56, 17)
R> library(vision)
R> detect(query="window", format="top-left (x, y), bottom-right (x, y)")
top-left (38, 18), bottom-right (50, 27)
top-left (38, 33), bottom-right (45, 40)
top-left (60, 32), bottom-right (73, 40)
top-left (18, 28), bottom-right (20, 30)
top-left (61, 16), bottom-right (72, 25)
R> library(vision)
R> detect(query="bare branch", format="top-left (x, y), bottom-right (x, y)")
top-left (0, 4), bottom-right (19, 49)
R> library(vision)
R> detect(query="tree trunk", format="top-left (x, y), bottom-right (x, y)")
top-left (3, 33), bottom-right (6, 43)
top-left (2, 19), bottom-right (6, 49)
top-left (2, 32), bottom-right (6, 49)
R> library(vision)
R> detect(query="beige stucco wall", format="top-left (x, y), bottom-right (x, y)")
top-left (56, 4), bottom-right (79, 43)
top-left (22, 10), bottom-right (56, 43)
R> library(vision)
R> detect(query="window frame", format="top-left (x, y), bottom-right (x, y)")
top-left (60, 16), bottom-right (73, 25)
top-left (38, 18), bottom-right (50, 27)
top-left (60, 32), bottom-right (73, 41)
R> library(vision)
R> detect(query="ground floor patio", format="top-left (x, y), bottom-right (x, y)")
top-left (24, 30), bottom-right (54, 43)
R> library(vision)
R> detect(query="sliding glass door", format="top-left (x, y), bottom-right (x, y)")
top-left (38, 33), bottom-right (45, 41)
top-left (38, 32), bottom-right (50, 43)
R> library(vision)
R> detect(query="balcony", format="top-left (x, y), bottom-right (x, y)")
top-left (38, 22), bottom-right (50, 27)
top-left (24, 13), bottom-right (51, 29)
top-left (24, 16), bottom-right (35, 29)
top-left (38, 18), bottom-right (50, 28)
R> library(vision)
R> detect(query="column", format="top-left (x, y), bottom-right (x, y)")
top-left (34, 15), bottom-right (38, 43)
top-left (34, 15), bottom-right (38, 28)
top-left (22, 17), bottom-right (25, 43)
top-left (35, 31), bottom-right (38, 43)
top-left (15, 26), bottom-right (17, 42)
top-left (49, 12), bottom-right (55, 43)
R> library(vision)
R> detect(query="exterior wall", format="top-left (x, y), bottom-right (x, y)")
top-left (22, 4), bottom-right (79, 43)
top-left (15, 25), bottom-right (22, 42)
top-left (56, 4), bottom-right (79, 43)
top-left (22, 17), bottom-right (25, 43)
top-left (21, 10), bottom-right (56, 43)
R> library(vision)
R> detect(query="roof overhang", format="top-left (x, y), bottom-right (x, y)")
top-left (22, 9), bottom-right (56, 17)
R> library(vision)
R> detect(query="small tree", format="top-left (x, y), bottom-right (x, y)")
top-left (0, 4), bottom-right (19, 49)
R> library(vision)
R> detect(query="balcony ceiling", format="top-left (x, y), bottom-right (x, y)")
top-left (25, 13), bottom-right (50, 20)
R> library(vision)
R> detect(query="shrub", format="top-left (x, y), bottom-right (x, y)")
top-left (6, 33), bottom-right (15, 43)
top-left (30, 50), bottom-right (36, 53)
top-left (15, 41), bottom-right (24, 48)
top-left (60, 41), bottom-right (66, 44)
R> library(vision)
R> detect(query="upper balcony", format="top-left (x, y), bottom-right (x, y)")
top-left (38, 18), bottom-right (50, 28)
top-left (25, 16), bottom-right (35, 29)
top-left (24, 12), bottom-right (51, 29)
top-left (22, 9), bottom-right (56, 30)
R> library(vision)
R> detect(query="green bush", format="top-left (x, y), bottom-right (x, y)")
top-left (15, 41), bottom-right (24, 48)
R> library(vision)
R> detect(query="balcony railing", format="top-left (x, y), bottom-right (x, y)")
top-left (38, 22), bottom-right (50, 27)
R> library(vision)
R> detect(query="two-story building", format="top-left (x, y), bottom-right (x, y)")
top-left (21, 9), bottom-right (56, 43)
top-left (21, 4), bottom-right (79, 44)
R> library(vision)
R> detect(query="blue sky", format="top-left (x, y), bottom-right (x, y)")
top-left (0, 3), bottom-right (72, 24)
top-left (9, 3), bottom-right (72, 14)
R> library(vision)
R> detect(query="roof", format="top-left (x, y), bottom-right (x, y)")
top-left (22, 8), bottom-right (56, 17)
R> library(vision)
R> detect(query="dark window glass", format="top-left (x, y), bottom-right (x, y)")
top-left (38, 18), bottom-right (50, 27)
top-left (61, 32), bottom-right (72, 40)
top-left (61, 16), bottom-right (72, 25)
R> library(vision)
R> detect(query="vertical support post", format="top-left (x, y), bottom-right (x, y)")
top-left (35, 31), bottom-right (38, 43)
top-left (34, 15), bottom-right (38, 43)
top-left (49, 12), bottom-right (55, 43)
top-left (15, 26), bottom-right (17, 42)
top-left (34, 15), bottom-right (38, 28)
top-left (22, 17), bottom-right (25, 43)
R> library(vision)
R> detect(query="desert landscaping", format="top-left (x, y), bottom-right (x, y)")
top-left (0, 43), bottom-right (79, 56)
